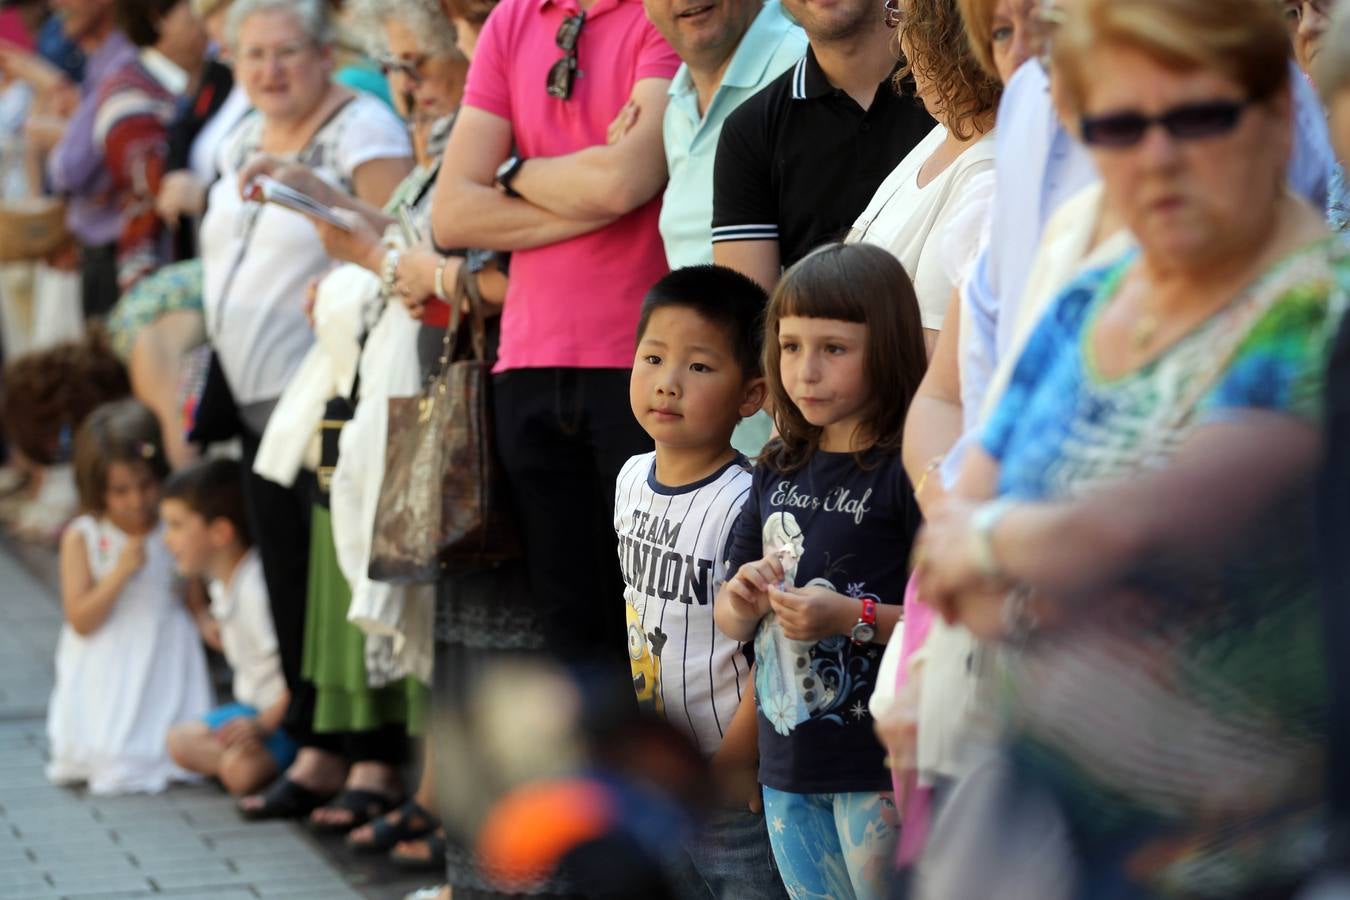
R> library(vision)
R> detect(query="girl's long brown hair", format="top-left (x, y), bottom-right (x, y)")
top-left (761, 243), bottom-right (928, 474)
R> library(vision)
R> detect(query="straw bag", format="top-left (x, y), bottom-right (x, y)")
top-left (367, 267), bottom-right (521, 584)
top-left (0, 195), bottom-right (68, 262)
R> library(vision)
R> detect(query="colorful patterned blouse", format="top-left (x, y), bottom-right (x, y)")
top-left (980, 239), bottom-right (1349, 897)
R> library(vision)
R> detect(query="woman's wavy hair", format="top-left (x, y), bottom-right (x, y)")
top-left (894, 0), bottom-right (1003, 139)
top-left (761, 244), bottom-right (928, 475)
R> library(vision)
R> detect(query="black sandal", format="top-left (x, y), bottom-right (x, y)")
top-left (390, 827), bottom-right (448, 871)
top-left (346, 800), bottom-right (440, 854)
top-left (238, 777), bottom-right (334, 821)
top-left (308, 788), bottom-right (402, 834)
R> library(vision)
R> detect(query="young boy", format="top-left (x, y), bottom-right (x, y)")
top-left (160, 458), bottom-right (295, 796)
top-left (616, 265), bottom-right (785, 899)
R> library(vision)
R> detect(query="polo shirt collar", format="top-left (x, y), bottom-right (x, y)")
top-left (790, 45), bottom-right (832, 100)
top-left (790, 44), bottom-right (902, 102)
top-left (721, 0), bottom-right (799, 89)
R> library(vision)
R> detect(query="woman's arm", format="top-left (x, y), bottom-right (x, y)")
top-left (59, 527), bottom-right (142, 637)
top-left (919, 413), bottom-right (1320, 629)
top-left (904, 287), bottom-right (965, 515)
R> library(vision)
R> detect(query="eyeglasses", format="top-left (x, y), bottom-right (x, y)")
top-left (237, 40), bottom-right (316, 69)
top-left (1287, 0), bottom-right (1335, 21)
top-left (883, 0), bottom-right (903, 29)
top-left (378, 53), bottom-right (431, 83)
top-left (546, 13), bottom-right (585, 100)
top-left (1079, 99), bottom-right (1252, 148)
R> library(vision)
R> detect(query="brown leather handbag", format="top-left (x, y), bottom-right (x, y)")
top-left (367, 268), bottom-right (521, 584)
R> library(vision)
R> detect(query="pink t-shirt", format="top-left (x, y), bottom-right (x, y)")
top-left (465, 0), bottom-right (679, 372)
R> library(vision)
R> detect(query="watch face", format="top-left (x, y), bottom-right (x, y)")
top-left (851, 622), bottom-right (876, 645)
top-left (495, 157), bottom-right (517, 181)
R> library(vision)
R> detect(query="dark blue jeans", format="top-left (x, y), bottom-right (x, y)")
top-left (669, 807), bottom-right (788, 900)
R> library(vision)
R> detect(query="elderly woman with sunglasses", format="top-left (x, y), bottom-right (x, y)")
top-left (910, 0), bottom-right (1348, 895)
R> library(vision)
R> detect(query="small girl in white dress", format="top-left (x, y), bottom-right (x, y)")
top-left (46, 399), bottom-right (213, 794)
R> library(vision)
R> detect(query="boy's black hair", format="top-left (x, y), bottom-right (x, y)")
top-left (636, 266), bottom-right (768, 377)
top-left (162, 458), bottom-right (252, 547)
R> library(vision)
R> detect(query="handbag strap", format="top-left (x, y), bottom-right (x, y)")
top-left (210, 96), bottom-right (358, 339)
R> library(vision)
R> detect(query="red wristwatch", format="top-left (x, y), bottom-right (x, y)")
top-left (850, 598), bottom-right (877, 645)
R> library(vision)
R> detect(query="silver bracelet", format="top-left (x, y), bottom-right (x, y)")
top-left (971, 497), bottom-right (1017, 582)
top-left (380, 248), bottom-right (402, 300)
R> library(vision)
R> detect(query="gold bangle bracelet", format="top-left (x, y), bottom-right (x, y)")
top-left (913, 455), bottom-right (944, 499)
top-left (433, 257), bottom-right (451, 302)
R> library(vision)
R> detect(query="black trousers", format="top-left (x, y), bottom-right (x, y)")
top-left (78, 242), bottom-right (118, 319)
top-left (492, 367), bottom-right (652, 685)
top-left (1322, 312), bottom-right (1350, 846)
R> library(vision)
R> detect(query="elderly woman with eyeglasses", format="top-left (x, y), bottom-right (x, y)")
top-left (237, 0), bottom-right (478, 864)
top-left (911, 0), bottom-right (1348, 895)
top-left (198, 0), bottom-right (413, 825)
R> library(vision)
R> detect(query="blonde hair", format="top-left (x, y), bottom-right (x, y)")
top-left (1051, 0), bottom-right (1291, 116)
top-left (956, 0), bottom-right (1000, 79)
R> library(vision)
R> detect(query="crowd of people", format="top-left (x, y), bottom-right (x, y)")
top-left (2, 0), bottom-right (1350, 896)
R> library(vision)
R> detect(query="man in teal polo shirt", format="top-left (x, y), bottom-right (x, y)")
top-left (647, 0), bottom-right (805, 456)
top-left (653, 0), bottom-right (805, 268)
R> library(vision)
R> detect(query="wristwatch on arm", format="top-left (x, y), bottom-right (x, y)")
top-left (850, 597), bottom-right (877, 646)
top-left (495, 155), bottom-right (525, 198)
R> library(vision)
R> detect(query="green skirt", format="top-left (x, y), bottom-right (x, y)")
top-left (302, 504), bottom-right (428, 735)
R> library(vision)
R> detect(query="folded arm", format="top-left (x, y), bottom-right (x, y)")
top-left (431, 106), bottom-right (617, 252)
top-left (510, 78), bottom-right (671, 220)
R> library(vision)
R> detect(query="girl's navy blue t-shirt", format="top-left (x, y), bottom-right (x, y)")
top-left (725, 447), bottom-right (919, 794)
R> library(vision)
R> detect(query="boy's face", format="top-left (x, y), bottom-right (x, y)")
top-left (630, 306), bottom-right (765, 452)
top-left (159, 498), bottom-right (215, 578)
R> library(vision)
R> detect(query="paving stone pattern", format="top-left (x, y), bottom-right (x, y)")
top-left (0, 546), bottom-right (429, 900)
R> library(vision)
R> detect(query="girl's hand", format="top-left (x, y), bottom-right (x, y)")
top-left (724, 556), bottom-right (784, 622)
top-left (115, 535), bottom-right (147, 578)
top-left (312, 209), bottom-right (383, 271)
top-left (767, 584), bottom-right (853, 642)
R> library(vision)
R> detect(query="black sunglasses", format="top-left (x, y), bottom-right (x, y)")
top-left (546, 13), bottom-right (585, 100)
top-left (1080, 99), bottom-right (1251, 148)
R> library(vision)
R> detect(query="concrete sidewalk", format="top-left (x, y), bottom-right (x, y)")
top-left (0, 546), bottom-right (430, 900)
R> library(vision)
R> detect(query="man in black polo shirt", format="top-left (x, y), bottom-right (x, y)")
top-left (710, 0), bottom-right (933, 289)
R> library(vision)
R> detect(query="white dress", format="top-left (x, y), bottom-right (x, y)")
top-left (46, 516), bottom-right (213, 794)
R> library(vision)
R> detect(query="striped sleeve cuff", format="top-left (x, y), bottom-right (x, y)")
top-left (711, 224), bottom-right (780, 243)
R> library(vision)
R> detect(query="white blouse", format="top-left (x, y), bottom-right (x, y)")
top-left (848, 125), bottom-right (997, 330)
top-left (200, 94), bottom-right (410, 407)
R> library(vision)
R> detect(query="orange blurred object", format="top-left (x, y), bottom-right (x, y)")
top-left (476, 779), bottom-right (616, 891)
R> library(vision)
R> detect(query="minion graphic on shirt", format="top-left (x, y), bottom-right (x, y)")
top-left (627, 602), bottom-right (667, 715)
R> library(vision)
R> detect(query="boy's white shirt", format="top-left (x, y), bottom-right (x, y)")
top-left (208, 548), bottom-right (286, 711)
top-left (614, 451), bottom-right (754, 757)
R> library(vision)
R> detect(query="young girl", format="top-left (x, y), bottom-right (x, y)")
top-left (714, 243), bottom-right (927, 900)
top-left (47, 399), bottom-right (213, 794)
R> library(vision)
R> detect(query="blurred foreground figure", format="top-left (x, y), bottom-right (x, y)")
top-left (913, 0), bottom-right (1347, 896)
